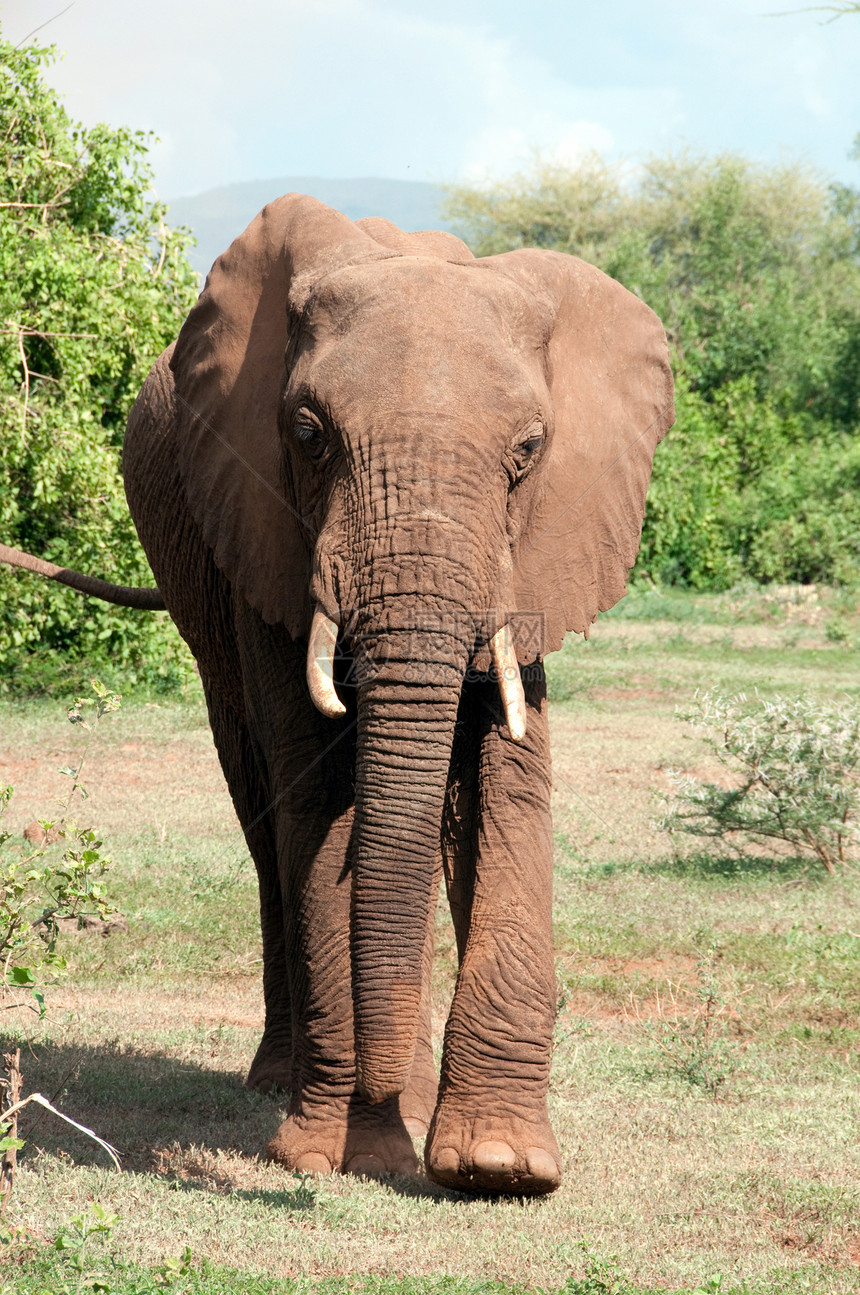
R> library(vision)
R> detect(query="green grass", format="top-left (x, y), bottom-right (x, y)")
top-left (2, 586), bottom-right (860, 1292)
top-left (4, 1249), bottom-right (851, 1295)
top-left (545, 582), bottom-right (860, 706)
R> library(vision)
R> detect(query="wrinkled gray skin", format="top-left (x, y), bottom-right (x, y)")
top-left (119, 196), bottom-right (674, 1196)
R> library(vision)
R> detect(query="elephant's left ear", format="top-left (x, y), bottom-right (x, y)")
top-left (167, 195), bottom-right (391, 637)
top-left (485, 249), bottom-right (674, 659)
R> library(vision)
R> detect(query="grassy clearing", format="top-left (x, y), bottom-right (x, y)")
top-left (1, 586), bottom-right (859, 1293)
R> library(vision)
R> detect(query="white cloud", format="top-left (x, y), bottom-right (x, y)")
top-left (451, 33), bottom-right (620, 180)
top-left (551, 124), bottom-right (618, 168)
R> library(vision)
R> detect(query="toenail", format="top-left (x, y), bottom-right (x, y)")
top-left (525, 1148), bottom-right (560, 1183)
top-left (345, 1153), bottom-right (386, 1178)
top-left (432, 1146), bottom-right (460, 1175)
top-left (471, 1140), bottom-right (517, 1175)
top-left (293, 1152), bottom-right (332, 1174)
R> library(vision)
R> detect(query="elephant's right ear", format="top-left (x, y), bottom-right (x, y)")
top-left (169, 194), bottom-right (389, 637)
top-left (484, 248), bottom-right (674, 658)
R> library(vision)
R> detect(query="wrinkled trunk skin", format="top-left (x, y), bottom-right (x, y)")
top-left (349, 620), bottom-right (469, 1104)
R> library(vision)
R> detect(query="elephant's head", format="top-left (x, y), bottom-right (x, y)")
top-left (169, 196), bottom-right (674, 1101)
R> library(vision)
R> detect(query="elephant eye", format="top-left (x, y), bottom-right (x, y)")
top-left (508, 420), bottom-right (546, 482)
top-left (294, 406), bottom-right (329, 462)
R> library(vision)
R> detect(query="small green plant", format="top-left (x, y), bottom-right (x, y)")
top-left (0, 680), bottom-right (120, 1018)
top-left (824, 613), bottom-right (852, 644)
top-left (561, 1240), bottom-right (633, 1294)
top-left (627, 948), bottom-right (737, 1098)
top-left (52, 1202), bottom-right (120, 1293)
top-left (187, 852), bottom-right (249, 901)
top-left (660, 689), bottom-right (860, 873)
top-left (152, 1244), bottom-right (195, 1287)
top-left (663, 949), bottom-right (735, 1097)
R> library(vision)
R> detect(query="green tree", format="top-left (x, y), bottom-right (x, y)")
top-left (0, 33), bottom-right (198, 690)
top-left (445, 154), bottom-right (860, 588)
top-left (446, 153), bottom-right (860, 419)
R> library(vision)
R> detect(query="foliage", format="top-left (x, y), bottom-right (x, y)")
top-left (51, 1202), bottom-right (121, 1293)
top-left (0, 685), bottom-right (121, 1226)
top-left (661, 690), bottom-right (860, 872)
top-left (446, 153), bottom-right (860, 419)
top-left (445, 154), bottom-right (860, 589)
top-left (0, 33), bottom-right (197, 691)
top-left (638, 379), bottom-right (860, 588)
top-left (0, 681), bottom-right (119, 1018)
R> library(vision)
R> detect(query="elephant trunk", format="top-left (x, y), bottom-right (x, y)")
top-left (349, 622), bottom-right (467, 1104)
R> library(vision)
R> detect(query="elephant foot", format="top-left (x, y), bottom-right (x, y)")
top-left (425, 1104), bottom-right (561, 1197)
top-left (246, 1033), bottom-right (293, 1094)
top-left (266, 1092), bottom-right (419, 1179)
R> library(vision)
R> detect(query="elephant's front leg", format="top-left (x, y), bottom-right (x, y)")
top-left (235, 610), bottom-right (426, 1177)
top-left (265, 799), bottom-right (420, 1178)
top-left (427, 666), bottom-right (561, 1195)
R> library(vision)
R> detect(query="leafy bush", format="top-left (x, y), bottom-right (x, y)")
top-left (0, 683), bottom-right (123, 1222)
top-left (661, 690), bottom-right (860, 873)
top-left (638, 379), bottom-right (860, 589)
top-left (738, 437), bottom-right (860, 586)
top-left (0, 34), bottom-right (197, 692)
top-left (636, 379), bottom-right (744, 588)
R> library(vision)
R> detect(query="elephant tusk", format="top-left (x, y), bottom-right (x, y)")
top-left (307, 606), bottom-right (347, 718)
top-left (489, 622), bottom-right (527, 743)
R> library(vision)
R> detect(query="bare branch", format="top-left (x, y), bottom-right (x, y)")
top-left (765, 2), bottom-right (860, 20)
top-left (0, 326), bottom-right (97, 339)
top-left (0, 200), bottom-right (65, 211)
top-left (0, 1050), bottom-right (23, 1215)
top-left (14, 2), bottom-right (77, 49)
top-left (153, 214), bottom-right (168, 279)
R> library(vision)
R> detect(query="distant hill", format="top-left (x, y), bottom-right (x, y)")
top-left (166, 176), bottom-right (451, 277)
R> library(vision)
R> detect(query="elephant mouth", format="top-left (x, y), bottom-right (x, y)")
top-left (306, 604), bottom-right (527, 742)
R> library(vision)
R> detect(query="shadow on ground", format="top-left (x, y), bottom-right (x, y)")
top-left (1, 1036), bottom-right (469, 1204)
top-left (2, 1034), bottom-right (278, 1173)
top-left (576, 851), bottom-right (820, 883)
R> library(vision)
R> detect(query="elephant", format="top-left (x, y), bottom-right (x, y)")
top-left (2, 195), bottom-right (673, 1196)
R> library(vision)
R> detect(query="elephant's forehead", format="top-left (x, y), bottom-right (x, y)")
top-left (310, 256), bottom-right (530, 316)
top-left (297, 258), bottom-right (547, 418)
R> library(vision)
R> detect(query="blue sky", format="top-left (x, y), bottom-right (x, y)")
top-left (6, 0), bottom-right (860, 199)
